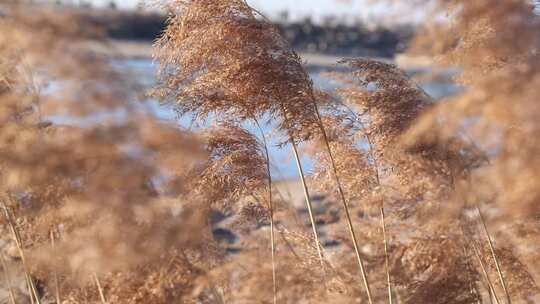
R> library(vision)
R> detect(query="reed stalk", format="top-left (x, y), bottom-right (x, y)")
top-left (309, 97), bottom-right (373, 302)
top-left (380, 206), bottom-right (393, 304)
top-left (475, 205), bottom-right (511, 304)
top-left (50, 230), bottom-right (61, 304)
top-left (276, 102), bottom-right (326, 279)
top-left (471, 238), bottom-right (501, 304)
top-left (341, 102), bottom-right (393, 302)
top-left (93, 273), bottom-right (107, 304)
top-left (1, 252), bottom-right (16, 304)
top-left (276, 227), bottom-right (302, 263)
top-left (1, 202), bottom-right (41, 304)
top-left (254, 118), bottom-right (278, 304)
top-left (290, 138), bottom-right (326, 273)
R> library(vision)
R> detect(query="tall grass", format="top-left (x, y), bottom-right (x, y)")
top-left (0, 0), bottom-right (539, 303)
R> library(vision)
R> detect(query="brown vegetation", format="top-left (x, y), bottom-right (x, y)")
top-left (0, 0), bottom-right (539, 303)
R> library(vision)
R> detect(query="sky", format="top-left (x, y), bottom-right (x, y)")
top-left (82, 0), bottom-right (421, 24)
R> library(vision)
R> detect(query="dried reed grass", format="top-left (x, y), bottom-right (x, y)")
top-left (0, 0), bottom-right (539, 302)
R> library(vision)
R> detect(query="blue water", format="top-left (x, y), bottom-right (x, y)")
top-left (114, 58), bottom-right (340, 179)
top-left (115, 57), bottom-right (458, 179)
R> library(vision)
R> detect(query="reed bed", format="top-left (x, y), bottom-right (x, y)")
top-left (0, 0), bottom-right (539, 303)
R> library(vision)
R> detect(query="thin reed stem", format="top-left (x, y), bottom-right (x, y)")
top-left (50, 230), bottom-right (61, 304)
top-left (1, 252), bottom-right (16, 304)
top-left (471, 238), bottom-right (501, 304)
top-left (342, 101), bottom-right (393, 302)
top-left (462, 147), bottom-right (510, 303)
top-left (290, 138), bottom-right (326, 273)
top-left (309, 96), bottom-right (373, 303)
top-left (254, 118), bottom-right (277, 304)
top-left (277, 102), bottom-right (326, 278)
top-left (277, 226), bottom-right (303, 262)
top-left (458, 190), bottom-right (501, 304)
top-left (489, 289), bottom-right (496, 304)
top-left (380, 206), bottom-right (393, 304)
top-left (475, 205), bottom-right (511, 304)
top-left (93, 273), bottom-right (107, 304)
top-left (1, 202), bottom-right (41, 304)
top-left (352, 108), bottom-right (395, 304)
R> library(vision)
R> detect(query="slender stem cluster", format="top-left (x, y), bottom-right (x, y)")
top-left (1, 203), bottom-right (41, 304)
top-left (254, 118), bottom-right (278, 304)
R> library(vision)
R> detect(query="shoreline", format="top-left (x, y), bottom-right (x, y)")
top-left (104, 40), bottom-right (404, 70)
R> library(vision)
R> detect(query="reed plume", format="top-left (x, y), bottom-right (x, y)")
top-left (152, 3), bottom-right (333, 297)
top-left (195, 123), bottom-right (268, 206)
top-left (405, 0), bottom-right (540, 219)
top-left (1, 0), bottom-right (540, 302)
top-left (400, 0), bottom-right (540, 300)
top-left (153, 2), bottom-right (380, 299)
top-left (0, 3), bottom-right (215, 303)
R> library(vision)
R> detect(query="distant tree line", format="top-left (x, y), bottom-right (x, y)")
top-left (82, 9), bottom-right (414, 57)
